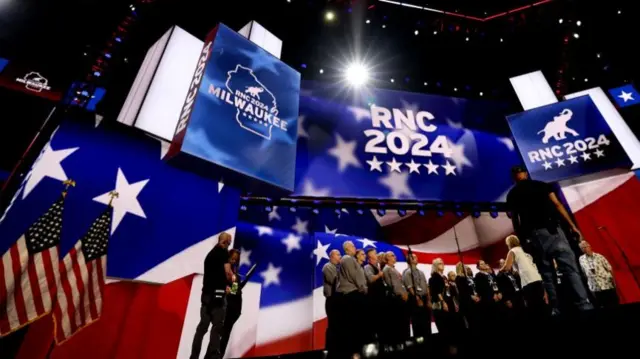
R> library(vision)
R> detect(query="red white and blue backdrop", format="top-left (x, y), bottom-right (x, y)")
top-left (3, 80), bottom-right (640, 359)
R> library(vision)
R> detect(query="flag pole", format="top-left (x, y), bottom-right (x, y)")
top-left (407, 246), bottom-right (418, 303)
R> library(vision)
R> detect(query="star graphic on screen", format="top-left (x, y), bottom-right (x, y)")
top-left (325, 226), bottom-right (338, 235)
top-left (282, 233), bottom-right (302, 253)
top-left (424, 161), bottom-right (440, 175)
top-left (238, 48), bottom-right (281, 74)
top-left (93, 168), bottom-right (149, 234)
top-left (619, 91), bottom-right (635, 103)
top-left (498, 137), bottom-right (515, 151)
top-left (239, 248), bottom-right (252, 267)
top-left (268, 206), bottom-right (281, 221)
top-left (448, 140), bottom-right (472, 172)
top-left (23, 144), bottom-right (79, 199)
top-left (357, 238), bottom-right (377, 248)
top-left (291, 217), bottom-right (309, 235)
top-left (367, 156), bottom-right (383, 172)
top-left (542, 161), bottom-right (553, 170)
top-left (555, 158), bottom-right (566, 167)
top-left (406, 159), bottom-right (422, 174)
top-left (386, 157), bottom-right (403, 173)
top-left (442, 161), bottom-right (457, 176)
top-left (298, 115), bottom-right (310, 139)
top-left (568, 155), bottom-right (579, 164)
top-left (347, 106), bottom-right (371, 122)
top-left (581, 152), bottom-right (592, 161)
top-left (302, 179), bottom-right (331, 197)
top-left (256, 226), bottom-right (273, 236)
top-left (260, 263), bottom-right (282, 287)
top-left (379, 171), bottom-right (414, 199)
top-left (313, 240), bottom-right (331, 266)
top-left (594, 149), bottom-right (605, 158)
top-left (328, 134), bottom-right (362, 172)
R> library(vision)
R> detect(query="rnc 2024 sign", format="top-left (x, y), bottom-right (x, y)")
top-left (167, 23), bottom-right (301, 192)
top-left (507, 96), bottom-right (631, 182)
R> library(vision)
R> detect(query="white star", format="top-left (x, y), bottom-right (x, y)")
top-left (302, 179), bottom-right (331, 197)
top-left (386, 157), bottom-right (403, 173)
top-left (379, 171), bottom-right (414, 199)
top-left (268, 206), bottom-right (281, 221)
top-left (260, 263), bottom-right (282, 287)
top-left (448, 141), bottom-right (472, 172)
top-left (328, 134), bottom-right (362, 172)
top-left (95, 114), bottom-right (104, 128)
top-left (313, 240), bottom-right (331, 265)
top-left (297, 115), bottom-right (309, 138)
top-left (446, 118), bottom-right (464, 130)
top-left (357, 238), bottom-right (377, 248)
top-left (400, 100), bottom-right (421, 116)
top-left (347, 106), bottom-right (371, 122)
top-left (424, 160), bottom-right (439, 175)
top-left (581, 152), bottom-right (592, 161)
top-left (555, 158), bottom-right (566, 167)
top-left (367, 156), bottom-right (383, 172)
top-left (594, 149), bottom-right (605, 158)
top-left (239, 248), bottom-right (252, 267)
top-left (256, 226), bottom-right (273, 236)
top-left (406, 159), bottom-right (421, 174)
top-left (324, 226), bottom-right (338, 235)
top-left (282, 233), bottom-right (302, 253)
top-left (499, 137), bottom-right (515, 151)
top-left (619, 91), bottom-right (635, 103)
top-left (568, 155), bottom-right (579, 164)
top-left (218, 179), bottom-right (224, 193)
top-left (291, 217), bottom-right (309, 235)
top-left (23, 144), bottom-right (79, 199)
top-left (93, 168), bottom-right (149, 234)
top-left (543, 161), bottom-right (553, 170)
top-left (442, 161), bottom-right (457, 176)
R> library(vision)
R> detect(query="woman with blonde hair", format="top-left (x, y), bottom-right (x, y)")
top-left (500, 235), bottom-right (548, 317)
top-left (428, 258), bottom-right (450, 335)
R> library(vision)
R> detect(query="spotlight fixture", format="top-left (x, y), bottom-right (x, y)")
top-left (377, 208), bottom-right (386, 217)
top-left (479, 92), bottom-right (484, 96)
top-left (319, 68), bottom-right (324, 74)
top-left (433, 31), bottom-right (437, 35)
top-left (558, 18), bottom-right (563, 24)
top-left (289, 207), bottom-right (297, 213)
top-left (423, 82), bottom-right (428, 86)
top-left (500, 38), bottom-right (504, 43)
top-left (465, 37), bottom-right (469, 42)
top-left (454, 87), bottom-right (458, 92)
top-left (334, 208), bottom-right (342, 216)
top-left (398, 209), bottom-right (407, 217)
top-left (414, 30), bottom-right (419, 35)
top-left (357, 208), bottom-right (365, 215)
top-left (617, 10), bottom-right (622, 15)
top-left (382, 24), bottom-right (386, 28)
top-left (345, 63), bottom-right (369, 88)
top-left (312, 208), bottom-right (320, 215)
top-left (366, 19), bottom-right (370, 24)
top-left (390, 78), bottom-right (395, 83)
top-left (325, 11), bottom-right (335, 21)
top-left (490, 206), bottom-right (499, 219)
top-left (436, 210), bottom-right (444, 217)
top-left (240, 205), bottom-right (247, 211)
top-left (418, 209), bottom-right (425, 216)
top-left (573, 33), bottom-right (580, 39)
top-left (584, 78), bottom-right (589, 82)
top-left (506, 211), bottom-right (513, 219)
top-left (576, 20), bottom-right (582, 26)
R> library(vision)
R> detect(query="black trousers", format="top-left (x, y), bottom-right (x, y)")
top-left (335, 291), bottom-right (367, 356)
top-left (409, 297), bottom-right (431, 339)
top-left (324, 295), bottom-right (339, 352)
top-left (190, 297), bottom-right (226, 359)
top-left (220, 297), bottom-right (242, 357)
top-left (389, 296), bottom-right (410, 344)
top-left (523, 281), bottom-right (548, 320)
top-left (594, 288), bottom-right (619, 309)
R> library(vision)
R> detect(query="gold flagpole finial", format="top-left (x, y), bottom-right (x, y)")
top-left (107, 191), bottom-right (119, 207)
top-left (62, 179), bottom-right (76, 197)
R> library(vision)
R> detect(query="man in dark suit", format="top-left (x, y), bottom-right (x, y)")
top-left (474, 260), bottom-right (502, 326)
top-left (496, 258), bottom-right (524, 320)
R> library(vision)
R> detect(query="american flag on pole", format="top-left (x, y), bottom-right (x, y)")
top-left (53, 200), bottom-right (113, 344)
top-left (0, 194), bottom-right (65, 336)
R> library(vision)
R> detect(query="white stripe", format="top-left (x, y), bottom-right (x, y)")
top-left (59, 244), bottom-right (80, 338)
top-left (256, 295), bottom-right (313, 345)
top-left (4, 237), bottom-right (26, 330)
top-left (18, 238), bottom-right (38, 323)
top-left (95, 256), bottom-right (107, 316)
top-left (72, 252), bottom-right (88, 327)
top-left (34, 250), bottom-right (52, 313)
top-left (82, 257), bottom-right (92, 322)
top-left (90, 260), bottom-right (101, 320)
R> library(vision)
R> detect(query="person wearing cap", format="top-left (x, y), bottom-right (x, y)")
top-left (506, 166), bottom-right (593, 315)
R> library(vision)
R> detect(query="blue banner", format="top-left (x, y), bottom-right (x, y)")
top-left (609, 84), bottom-right (640, 108)
top-left (168, 23), bottom-right (301, 193)
top-left (292, 82), bottom-right (521, 202)
top-left (507, 96), bottom-right (631, 182)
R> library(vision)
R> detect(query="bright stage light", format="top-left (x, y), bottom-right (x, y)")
top-left (573, 33), bottom-right (580, 39)
top-left (576, 20), bottom-right (582, 26)
top-left (319, 68), bottom-right (324, 74)
top-left (479, 92), bottom-right (484, 96)
top-left (414, 30), bottom-right (419, 35)
top-left (559, 18), bottom-right (563, 24)
top-left (345, 63), bottom-right (369, 87)
top-left (325, 11), bottom-right (335, 21)
top-left (366, 19), bottom-right (371, 24)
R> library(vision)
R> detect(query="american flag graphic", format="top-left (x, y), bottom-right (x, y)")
top-left (0, 195), bottom-right (64, 336)
top-left (53, 204), bottom-right (112, 344)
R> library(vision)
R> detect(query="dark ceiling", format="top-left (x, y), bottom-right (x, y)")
top-left (0, 0), bottom-right (637, 116)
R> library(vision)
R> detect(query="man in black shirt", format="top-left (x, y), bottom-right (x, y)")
top-left (506, 166), bottom-right (592, 314)
top-left (190, 232), bottom-right (234, 359)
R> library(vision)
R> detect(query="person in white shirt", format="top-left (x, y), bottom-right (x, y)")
top-left (500, 235), bottom-right (548, 318)
top-left (578, 241), bottom-right (618, 308)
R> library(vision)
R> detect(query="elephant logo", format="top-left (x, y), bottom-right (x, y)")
top-left (537, 109), bottom-right (579, 144)
top-left (245, 86), bottom-right (264, 100)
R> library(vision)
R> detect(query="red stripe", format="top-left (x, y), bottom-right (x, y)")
top-left (59, 248), bottom-right (78, 337)
top-left (86, 261), bottom-right (98, 320)
top-left (26, 258), bottom-right (45, 316)
top-left (69, 248), bottom-right (86, 329)
top-left (9, 244), bottom-right (28, 327)
top-left (95, 257), bottom-right (105, 316)
top-left (41, 248), bottom-right (58, 306)
top-left (0, 244), bottom-right (14, 334)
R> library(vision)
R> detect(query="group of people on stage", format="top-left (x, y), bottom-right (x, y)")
top-left (322, 166), bottom-right (620, 356)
